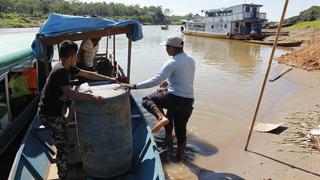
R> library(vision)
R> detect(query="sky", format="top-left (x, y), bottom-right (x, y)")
top-left (81, 0), bottom-right (319, 21)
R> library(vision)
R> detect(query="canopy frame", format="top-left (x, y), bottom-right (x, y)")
top-left (38, 24), bottom-right (134, 83)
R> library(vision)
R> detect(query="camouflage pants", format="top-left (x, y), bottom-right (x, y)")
top-left (39, 114), bottom-right (68, 180)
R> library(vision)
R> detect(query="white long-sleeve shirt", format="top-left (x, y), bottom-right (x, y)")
top-left (136, 52), bottom-right (195, 99)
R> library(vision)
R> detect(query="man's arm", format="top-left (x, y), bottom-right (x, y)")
top-left (77, 69), bottom-right (116, 82)
top-left (135, 60), bottom-right (174, 89)
top-left (62, 86), bottom-right (102, 101)
top-left (118, 60), bottom-right (174, 90)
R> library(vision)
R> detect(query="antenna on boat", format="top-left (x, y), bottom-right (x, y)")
top-left (244, 0), bottom-right (289, 151)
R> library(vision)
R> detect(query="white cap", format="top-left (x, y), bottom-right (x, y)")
top-left (160, 37), bottom-right (184, 48)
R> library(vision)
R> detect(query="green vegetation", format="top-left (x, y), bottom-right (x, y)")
top-left (285, 6), bottom-right (320, 24)
top-left (0, 0), bottom-right (186, 27)
top-left (0, 13), bottom-right (44, 27)
top-left (289, 21), bottom-right (320, 29)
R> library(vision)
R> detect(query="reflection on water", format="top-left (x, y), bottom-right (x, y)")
top-left (185, 35), bottom-right (262, 78)
top-left (0, 28), bottom-right (38, 55)
top-left (1, 26), bottom-right (294, 179)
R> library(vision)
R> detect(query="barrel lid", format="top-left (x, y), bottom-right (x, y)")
top-left (79, 83), bottom-right (126, 98)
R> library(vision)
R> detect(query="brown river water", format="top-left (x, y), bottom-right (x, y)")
top-left (0, 26), bottom-right (295, 179)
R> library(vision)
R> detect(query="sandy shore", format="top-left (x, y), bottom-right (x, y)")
top-left (161, 64), bottom-right (320, 180)
top-left (233, 66), bottom-right (320, 179)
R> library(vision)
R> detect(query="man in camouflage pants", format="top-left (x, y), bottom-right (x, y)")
top-left (38, 40), bottom-right (115, 179)
top-left (38, 115), bottom-right (68, 178)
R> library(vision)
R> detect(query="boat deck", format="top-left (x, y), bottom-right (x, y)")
top-left (9, 93), bottom-right (165, 180)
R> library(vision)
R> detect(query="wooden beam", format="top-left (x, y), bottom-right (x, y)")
top-left (244, 0), bottom-right (290, 151)
top-left (39, 25), bottom-right (133, 46)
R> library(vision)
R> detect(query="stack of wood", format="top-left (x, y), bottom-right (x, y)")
top-left (282, 105), bottom-right (320, 151)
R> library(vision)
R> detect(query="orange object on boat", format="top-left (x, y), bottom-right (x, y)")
top-left (22, 68), bottom-right (37, 95)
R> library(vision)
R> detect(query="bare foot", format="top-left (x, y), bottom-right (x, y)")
top-left (151, 117), bottom-right (169, 133)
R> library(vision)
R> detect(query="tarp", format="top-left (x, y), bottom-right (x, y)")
top-left (32, 14), bottom-right (143, 61)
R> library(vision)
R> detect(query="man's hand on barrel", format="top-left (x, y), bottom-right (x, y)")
top-left (115, 83), bottom-right (136, 90)
top-left (91, 94), bottom-right (103, 101)
top-left (160, 81), bottom-right (168, 88)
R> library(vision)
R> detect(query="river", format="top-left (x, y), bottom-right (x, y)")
top-left (0, 26), bottom-right (294, 179)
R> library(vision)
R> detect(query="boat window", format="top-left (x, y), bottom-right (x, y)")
top-left (8, 60), bottom-right (37, 118)
top-left (0, 77), bottom-right (9, 134)
top-left (235, 22), bottom-right (239, 28)
top-left (252, 7), bottom-right (257, 13)
top-left (224, 24), bottom-right (228, 29)
top-left (245, 6), bottom-right (250, 12)
top-left (212, 25), bottom-right (214, 29)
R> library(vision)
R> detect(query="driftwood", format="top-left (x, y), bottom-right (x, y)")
top-left (269, 67), bottom-right (293, 82)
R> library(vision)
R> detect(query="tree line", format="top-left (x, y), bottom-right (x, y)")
top-left (0, 0), bottom-right (184, 25)
top-left (285, 6), bottom-right (320, 24)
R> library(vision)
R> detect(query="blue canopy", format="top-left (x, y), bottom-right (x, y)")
top-left (32, 14), bottom-right (143, 61)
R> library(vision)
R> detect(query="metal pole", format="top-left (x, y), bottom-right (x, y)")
top-left (106, 36), bottom-right (109, 56)
top-left (113, 35), bottom-right (116, 66)
top-left (5, 74), bottom-right (12, 122)
top-left (244, 0), bottom-right (289, 151)
top-left (112, 35), bottom-right (118, 78)
top-left (57, 44), bottom-right (60, 62)
top-left (127, 35), bottom-right (132, 83)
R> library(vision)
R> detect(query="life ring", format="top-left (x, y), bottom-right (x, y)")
top-left (226, 33), bottom-right (232, 39)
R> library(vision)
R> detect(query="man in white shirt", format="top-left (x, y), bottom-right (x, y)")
top-left (119, 37), bottom-right (195, 161)
top-left (77, 37), bottom-right (101, 71)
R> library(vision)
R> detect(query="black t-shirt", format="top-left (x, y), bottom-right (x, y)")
top-left (38, 63), bottom-right (80, 116)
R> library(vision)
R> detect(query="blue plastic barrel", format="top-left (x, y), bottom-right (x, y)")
top-left (75, 83), bottom-right (132, 178)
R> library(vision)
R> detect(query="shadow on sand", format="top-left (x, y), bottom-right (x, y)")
top-left (248, 150), bottom-right (320, 178)
top-left (155, 133), bottom-right (244, 180)
top-left (184, 160), bottom-right (244, 180)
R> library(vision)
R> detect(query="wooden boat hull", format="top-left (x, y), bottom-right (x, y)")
top-left (160, 25), bottom-right (168, 30)
top-left (234, 34), bottom-right (269, 40)
top-left (182, 30), bottom-right (227, 39)
top-left (9, 90), bottom-right (165, 180)
top-left (245, 40), bottom-right (303, 47)
top-left (0, 96), bottom-right (39, 154)
top-left (182, 30), bottom-right (269, 40)
top-left (0, 48), bottom-right (43, 179)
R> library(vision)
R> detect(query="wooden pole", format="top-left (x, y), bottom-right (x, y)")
top-left (312, 24), bottom-right (316, 41)
top-left (244, 0), bottom-right (289, 151)
top-left (127, 35), bottom-right (132, 83)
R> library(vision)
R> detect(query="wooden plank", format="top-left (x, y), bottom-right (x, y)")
top-left (253, 122), bottom-right (285, 132)
top-left (40, 25), bottom-right (133, 46)
top-left (269, 67), bottom-right (293, 82)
